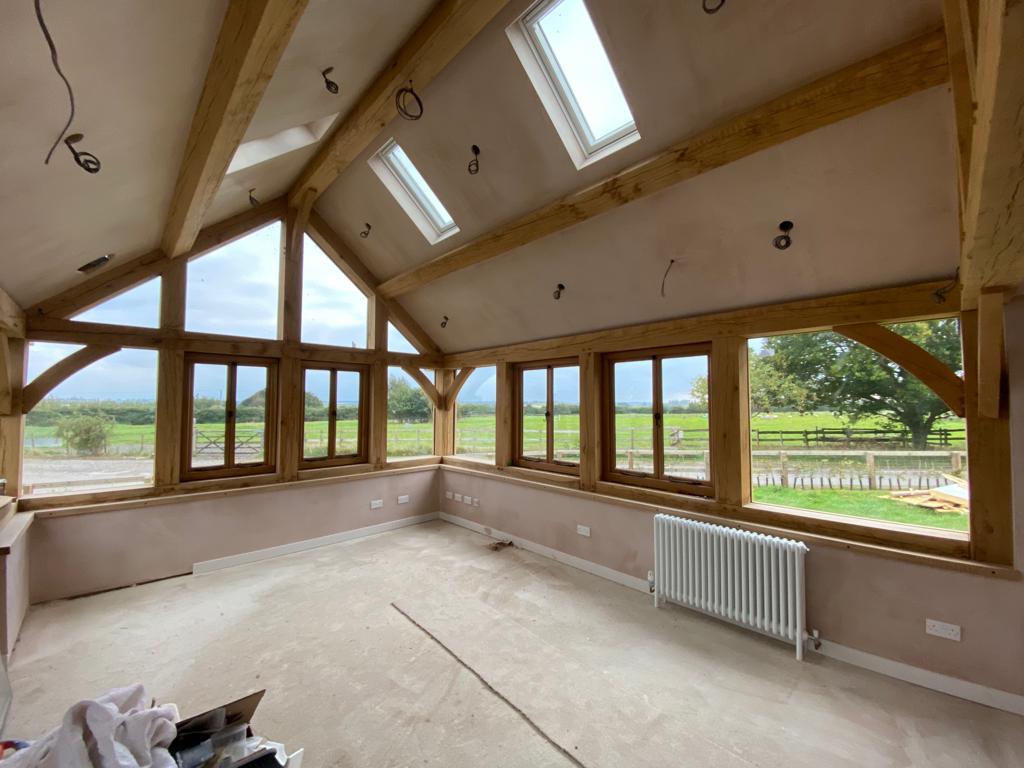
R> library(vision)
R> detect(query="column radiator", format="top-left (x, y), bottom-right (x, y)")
top-left (653, 514), bottom-right (809, 659)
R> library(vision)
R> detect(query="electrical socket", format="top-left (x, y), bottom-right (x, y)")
top-left (473, 497), bottom-right (480, 507)
top-left (397, 495), bottom-right (410, 505)
top-left (445, 490), bottom-right (453, 499)
top-left (925, 619), bottom-right (961, 641)
top-left (370, 499), bottom-right (383, 510)
top-left (454, 493), bottom-right (463, 502)
top-left (576, 524), bottom-right (591, 537)
top-left (462, 495), bottom-right (472, 506)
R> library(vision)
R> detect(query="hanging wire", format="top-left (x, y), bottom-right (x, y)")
top-left (321, 66), bottom-right (339, 94)
top-left (360, 223), bottom-right (372, 239)
top-left (248, 188), bottom-right (260, 207)
top-left (35, 0), bottom-right (74, 164)
top-left (933, 268), bottom-right (959, 304)
top-left (468, 144), bottom-right (480, 175)
top-left (702, 0), bottom-right (725, 13)
top-left (396, 82), bottom-right (424, 120)
top-left (660, 259), bottom-right (676, 298)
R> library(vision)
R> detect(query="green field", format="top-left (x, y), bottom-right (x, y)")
top-left (753, 487), bottom-right (968, 531)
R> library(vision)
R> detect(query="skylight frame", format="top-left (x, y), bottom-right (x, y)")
top-left (511, 0), bottom-right (640, 168)
top-left (370, 139), bottom-right (459, 244)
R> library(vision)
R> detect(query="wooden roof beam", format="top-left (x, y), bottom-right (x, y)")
top-left (960, 0), bottom-right (1024, 307)
top-left (376, 28), bottom-right (950, 299)
top-left (288, 0), bottom-right (512, 206)
top-left (162, 0), bottom-right (307, 258)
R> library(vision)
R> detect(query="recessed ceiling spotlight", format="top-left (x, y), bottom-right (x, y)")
top-left (78, 254), bottom-right (112, 273)
top-left (772, 220), bottom-right (794, 250)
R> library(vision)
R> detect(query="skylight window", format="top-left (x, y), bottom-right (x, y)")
top-left (509, 0), bottom-right (639, 167)
top-left (369, 139), bottom-right (458, 244)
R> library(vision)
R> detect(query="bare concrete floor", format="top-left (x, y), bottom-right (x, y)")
top-left (5, 521), bottom-right (1023, 767)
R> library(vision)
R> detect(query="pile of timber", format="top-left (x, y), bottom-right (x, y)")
top-left (890, 475), bottom-right (968, 514)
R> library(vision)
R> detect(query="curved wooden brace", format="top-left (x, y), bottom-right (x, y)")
top-left (22, 345), bottom-right (121, 414)
top-left (444, 367), bottom-right (475, 410)
top-left (834, 322), bottom-right (965, 417)
top-left (400, 366), bottom-right (441, 410)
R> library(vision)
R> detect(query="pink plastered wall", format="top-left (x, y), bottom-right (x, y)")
top-left (29, 468), bottom-right (439, 603)
top-left (440, 297), bottom-right (1024, 696)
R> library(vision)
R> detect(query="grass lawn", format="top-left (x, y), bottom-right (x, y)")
top-left (753, 487), bottom-right (968, 532)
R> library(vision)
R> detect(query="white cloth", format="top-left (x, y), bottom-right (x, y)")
top-left (5, 684), bottom-right (178, 768)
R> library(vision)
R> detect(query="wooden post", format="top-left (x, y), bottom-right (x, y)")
top-left (434, 369), bottom-right (455, 456)
top-left (710, 337), bottom-right (751, 506)
top-left (962, 310), bottom-right (1013, 564)
top-left (578, 352), bottom-right (601, 491)
top-left (494, 362), bottom-right (513, 467)
top-left (780, 452), bottom-right (789, 488)
top-left (0, 338), bottom-right (25, 496)
top-left (370, 360), bottom-right (388, 466)
top-left (154, 259), bottom-right (186, 486)
top-left (865, 452), bottom-right (877, 490)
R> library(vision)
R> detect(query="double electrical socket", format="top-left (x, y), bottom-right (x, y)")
top-left (925, 618), bottom-right (961, 642)
top-left (446, 490), bottom-right (478, 507)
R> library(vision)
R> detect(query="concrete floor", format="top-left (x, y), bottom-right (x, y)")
top-left (5, 520), bottom-right (1023, 767)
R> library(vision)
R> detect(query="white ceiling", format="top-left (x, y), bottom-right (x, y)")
top-left (2, 0), bottom-right (958, 358)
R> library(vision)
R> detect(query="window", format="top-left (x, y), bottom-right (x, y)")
top-left (387, 367), bottom-right (435, 460)
top-left (183, 355), bottom-right (277, 479)
top-left (509, 0), bottom-right (639, 167)
top-left (72, 277), bottom-right (160, 328)
top-left (605, 345), bottom-right (711, 496)
top-left (301, 235), bottom-right (369, 348)
top-left (186, 222), bottom-right (281, 339)
top-left (22, 346), bottom-right (158, 496)
top-left (388, 322), bottom-right (417, 354)
top-left (301, 364), bottom-right (368, 467)
top-left (747, 319), bottom-right (968, 533)
top-left (455, 367), bottom-right (497, 462)
top-left (516, 360), bottom-right (580, 473)
top-left (369, 139), bottom-right (458, 244)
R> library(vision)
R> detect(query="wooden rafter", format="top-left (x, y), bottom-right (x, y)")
top-left (942, 0), bottom-right (978, 206)
top-left (400, 366), bottom-right (441, 409)
top-left (376, 28), bottom-right (950, 298)
top-left (162, 0), bottom-right (308, 258)
top-left (288, 0), bottom-right (512, 205)
top-left (833, 322), bottom-right (965, 417)
top-left (0, 336), bottom-right (12, 416)
top-left (29, 198), bottom-right (286, 320)
top-left (307, 211), bottom-right (442, 355)
top-left (22, 345), bottom-right (121, 414)
top-left (960, 0), bottom-right (1024, 306)
top-left (0, 287), bottom-right (25, 339)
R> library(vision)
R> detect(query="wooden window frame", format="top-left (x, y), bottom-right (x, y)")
top-left (514, 358), bottom-right (581, 476)
top-left (299, 363), bottom-right (370, 469)
top-left (603, 343), bottom-right (713, 498)
top-left (181, 353), bottom-right (279, 481)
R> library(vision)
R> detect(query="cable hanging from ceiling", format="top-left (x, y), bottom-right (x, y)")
top-left (321, 66), bottom-right (339, 94)
top-left (660, 259), bottom-right (676, 298)
top-left (34, 0), bottom-right (100, 173)
top-left (396, 81), bottom-right (424, 120)
top-left (702, 0), bottom-right (725, 14)
top-left (468, 145), bottom-right (480, 175)
top-left (360, 223), bottom-right (372, 239)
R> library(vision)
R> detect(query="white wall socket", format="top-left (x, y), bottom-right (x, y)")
top-left (462, 495), bottom-right (472, 505)
top-left (445, 490), bottom-right (453, 499)
top-left (397, 495), bottom-right (410, 505)
top-left (370, 499), bottom-right (383, 510)
top-left (576, 524), bottom-right (591, 537)
top-left (925, 618), bottom-right (961, 642)
top-left (473, 498), bottom-right (480, 507)
top-left (454, 493), bottom-right (463, 502)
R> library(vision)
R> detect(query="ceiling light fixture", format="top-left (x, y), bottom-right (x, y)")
top-left (321, 67), bottom-right (339, 94)
top-left (772, 221), bottom-right (794, 250)
top-left (78, 253), bottom-right (112, 273)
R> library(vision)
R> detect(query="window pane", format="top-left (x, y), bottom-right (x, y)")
top-left (186, 222), bottom-right (280, 339)
top-left (335, 370), bottom-right (361, 456)
top-left (191, 364), bottom-right (228, 468)
top-left (388, 322), bottom-right (417, 353)
top-left (303, 369), bottom-right (331, 459)
top-left (387, 367), bottom-right (434, 459)
top-left (72, 277), bottom-right (160, 328)
top-left (22, 348), bottom-right (157, 496)
top-left (552, 365), bottom-right (580, 464)
top-left (455, 367), bottom-right (497, 461)
top-left (26, 341), bottom-right (84, 384)
top-left (612, 360), bottom-right (652, 473)
top-left (384, 142), bottom-right (455, 232)
top-left (747, 320), bottom-right (968, 532)
top-left (521, 368), bottom-right (547, 460)
top-left (661, 355), bottom-right (709, 480)
top-left (532, 0), bottom-right (634, 144)
top-left (235, 366), bottom-right (268, 465)
top-left (301, 236), bottom-right (368, 347)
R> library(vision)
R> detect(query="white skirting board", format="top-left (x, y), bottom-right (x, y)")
top-left (192, 512), bottom-right (439, 575)
top-left (440, 511), bottom-right (1024, 716)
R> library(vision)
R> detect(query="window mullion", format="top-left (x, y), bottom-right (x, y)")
top-left (225, 363), bottom-right (238, 469)
top-left (327, 369), bottom-right (338, 459)
top-left (652, 357), bottom-right (664, 480)
top-left (546, 366), bottom-right (555, 463)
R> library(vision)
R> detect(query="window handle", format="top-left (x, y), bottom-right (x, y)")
top-left (545, 411), bottom-right (552, 420)
top-left (654, 412), bottom-right (662, 427)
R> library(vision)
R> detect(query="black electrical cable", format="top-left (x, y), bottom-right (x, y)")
top-left (396, 83), bottom-right (423, 120)
top-left (660, 259), bottom-right (676, 297)
top-left (35, 0), bottom-right (75, 165)
top-left (702, 0), bottom-right (725, 14)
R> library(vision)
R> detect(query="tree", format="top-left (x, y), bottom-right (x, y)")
top-left (388, 375), bottom-right (431, 423)
top-left (56, 414), bottom-right (111, 455)
top-left (747, 353), bottom-right (813, 416)
top-left (758, 320), bottom-right (962, 448)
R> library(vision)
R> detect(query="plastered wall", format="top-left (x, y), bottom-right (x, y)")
top-left (29, 468), bottom-right (439, 603)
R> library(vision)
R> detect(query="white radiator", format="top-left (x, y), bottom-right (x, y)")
top-left (653, 514), bottom-right (809, 659)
